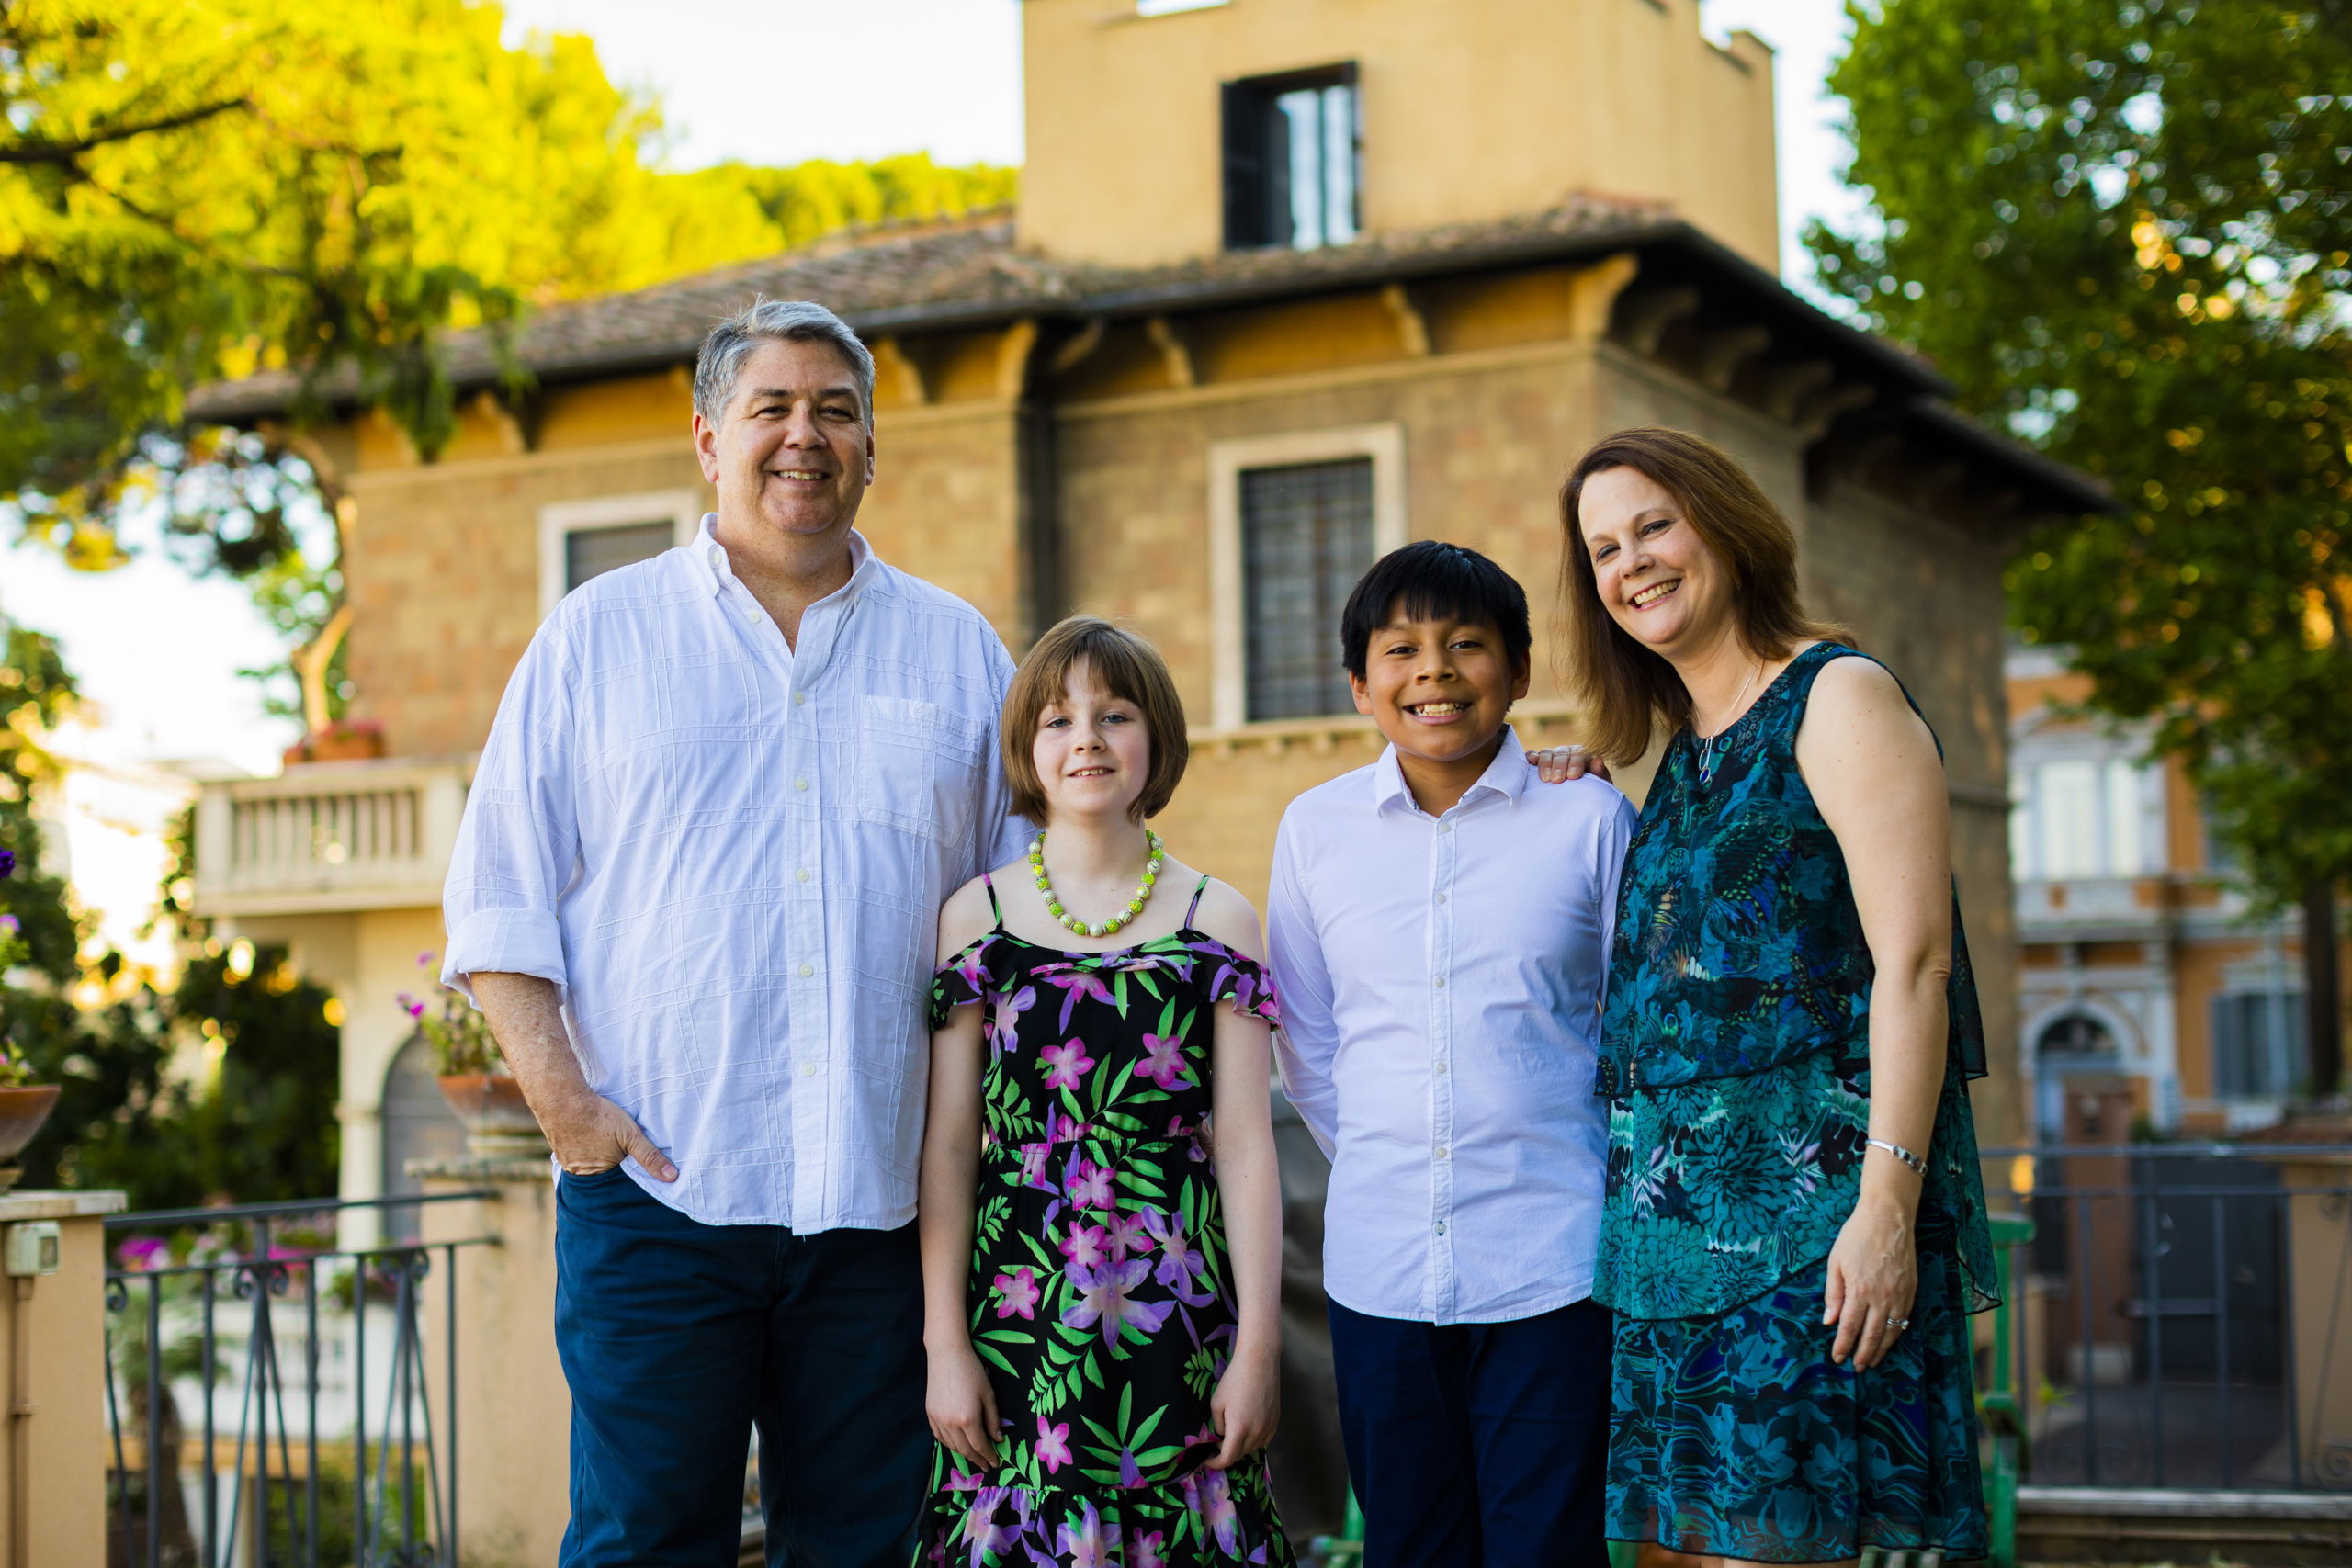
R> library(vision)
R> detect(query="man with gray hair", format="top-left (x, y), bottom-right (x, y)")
top-left (442, 299), bottom-right (1030, 1565)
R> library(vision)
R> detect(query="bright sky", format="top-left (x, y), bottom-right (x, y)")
top-left (0, 0), bottom-right (1862, 929)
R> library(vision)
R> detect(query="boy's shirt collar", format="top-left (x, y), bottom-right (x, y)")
top-left (1372, 722), bottom-right (1529, 818)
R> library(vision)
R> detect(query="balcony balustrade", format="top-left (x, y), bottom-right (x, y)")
top-left (192, 759), bottom-right (473, 919)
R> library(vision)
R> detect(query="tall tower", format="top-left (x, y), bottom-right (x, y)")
top-left (1018, 0), bottom-right (1780, 273)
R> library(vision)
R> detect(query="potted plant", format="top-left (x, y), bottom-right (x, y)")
top-left (284, 717), bottom-right (386, 766)
top-left (0, 852), bottom-right (58, 1192)
top-left (401, 953), bottom-right (544, 1158)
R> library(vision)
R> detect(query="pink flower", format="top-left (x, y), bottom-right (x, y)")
top-left (1061, 1258), bottom-right (1173, 1348)
top-left (1065, 1157), bottom-right (1114, 1211)
top-left (1182, 1422), bottom-right (1220, 1452)
top-left (416, 951), bottom-right (437, 968)
top-left (1119, 1448), bottom-right (1145, 1489)
top-left (1058, 1223), bottom-right (1109, 1270)
top-left (1043, 968), bottom-right (1116, 1029)
top-left (1132, 1530), bottom-right (1168, 1568)
top-left (1132, 1032), bottom-right (1191, 1089)
top-left (1057, 1498), bottom-right (1114, 1568)
top-left (959, 1487), bottom-right (1023, 1558)
top-left (1181, 1466), bottom-right (1242, 1553)
top-left (1050, 1111), bottom-right (1091, 1143)
top-left (1035, 1415), bottom-right (1074, 1473)
top-left (1018, 1143), bottom-right (1056, 1191)
top-left (1103, 1209), bottom-right (1152, 1262)
top-left (1040, 1039), bottom-right (1094, 1091)
top-left (991, 1265), bottom-right (1040, 1320)
top-left (116, 1236), bottom-right (167, 1272)
top-left (943, 1462), bottom-right (986, 1493)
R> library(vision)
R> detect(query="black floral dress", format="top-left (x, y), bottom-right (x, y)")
top-left (915, 874), bottom-right (1295, 1568)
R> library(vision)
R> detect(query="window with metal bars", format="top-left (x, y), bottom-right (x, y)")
top-left (1240, 457), bottom-right (1374, 720)
top-left (1222, 64), bottom-right (1361, 252)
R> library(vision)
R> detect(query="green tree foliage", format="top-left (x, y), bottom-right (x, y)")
top-left (0, 615), bottom-right (341, 1205)
top-left (1814, 0), bottom-right (2352, 910)
top-left (4, 0), bottom-right (1012, 718)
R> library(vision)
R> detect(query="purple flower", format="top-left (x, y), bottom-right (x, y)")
top-left (0, 914), bottom-right (18, 935)
top-left (1142, 1209), bottom-right (1215, 1306)
top-left (1065, 1157), bottom-right (1114, 1212)
top-left (1132, 1032), bottom-right (1191, 1090)
top-left (1042, 968), bottom-right (1115, 1030)
top-left (959, 1487), bottom-right (1023, 1561)
top-left (991, 1265), bottom-right (1040, 1321)
top-left (1181, 1467), bottom-right (1242, 1554)
top-left (1035, 1415), bottom-right (1074, 1472)
top-left (985, 983), bottom-right (1035, 1054)
top-left (1119, 1448), bottom-right (1145, 1490)
top-left (1061, 1258), bottom-right (1172, 1348)
top-left (115, 1236), bottom-right (166, 1271)
top-left (1039, 1039), bottom-right (1093, 1091)
top-left (1056, 1498), bottom-right (1114, 1568)
top-left (0, 849), bottom-right (15, 879)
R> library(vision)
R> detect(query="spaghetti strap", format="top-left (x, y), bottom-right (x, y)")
top-left (980, 871), bottom-right (1004, 929)
top-left (1183, 874), bottom-right (1211, 929)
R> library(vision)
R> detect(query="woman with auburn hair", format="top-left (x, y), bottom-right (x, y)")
top-left (1535, 427), bottom-right (1997, 1565)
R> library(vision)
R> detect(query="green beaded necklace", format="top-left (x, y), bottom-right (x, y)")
top-left (1029, 829), bottom-right (1164, 939)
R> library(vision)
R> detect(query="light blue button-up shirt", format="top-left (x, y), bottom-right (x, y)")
top-left (1268, 728), bottom-right (1634, 1323)
top-left (443, 516), bottom-right (1030, 1230)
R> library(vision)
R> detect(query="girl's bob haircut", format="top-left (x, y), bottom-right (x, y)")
top-left (1001, 616), bottom-right (1191, 824)
top-left (1560, 425), bottom-right (1849, 763)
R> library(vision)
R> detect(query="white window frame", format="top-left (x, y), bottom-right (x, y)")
top-left (1206, 423), bottom-right (1408, 732)
top-left (537, 491), bottom-right (704, 618)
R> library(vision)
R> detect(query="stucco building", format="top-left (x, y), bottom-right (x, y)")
top-left (188, 0), bottom-right (2103, 1225)
top-left (2007, 646), bottom-right (2344, 1139)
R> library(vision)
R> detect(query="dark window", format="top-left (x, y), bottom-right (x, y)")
top-left (1222, 64), bottom-right (1361, 252)
top-left (1241, 457), bottom-right (1374, 721)
top-left (565, 521), bottom-right (675, 593)
top-left (2212, 990), bottom-right (2306, 1099)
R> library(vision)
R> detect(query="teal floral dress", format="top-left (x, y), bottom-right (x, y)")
top-left (916, 874), bottom-right (1295, 1568)
top-left (1594, 642), bottom-right (1999, 1563)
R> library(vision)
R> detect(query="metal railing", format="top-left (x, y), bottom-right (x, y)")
top-left (103, 1192), bottom-right (492, 1568)
top-left (1983, 1142), bottom-right (2352, 1495)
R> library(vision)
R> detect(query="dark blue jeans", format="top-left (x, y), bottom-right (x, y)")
top-left (1328, 1297), bottom-right (1612, 1568)
top-left (554, 1168), bottom-right (929, 1568)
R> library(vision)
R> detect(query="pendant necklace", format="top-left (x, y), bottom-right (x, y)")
top-left (1030, 829), bottom-right (1164, 939)
top-left (1696, 660), bottom-right (1764, 784)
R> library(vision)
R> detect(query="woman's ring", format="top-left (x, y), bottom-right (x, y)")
top-left (1885, 1315), bottom-right (1911, 1331)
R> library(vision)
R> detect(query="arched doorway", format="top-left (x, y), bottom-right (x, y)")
top-left (2034, 1010), bottom-right (2125, 1141)
top-left (379, 1032), bottom-right (468, 1240)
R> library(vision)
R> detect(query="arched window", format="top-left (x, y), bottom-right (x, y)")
top-left (2034, 1012), bottom-right (2124, 1139)
top-left (380, 1032), bottom-right (468, 1240)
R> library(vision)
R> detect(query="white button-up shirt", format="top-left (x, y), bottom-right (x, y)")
top-left (442, 517), bottom-right (1030, 1230)
top-left (1268, 728), bottom-right (1634, 1323)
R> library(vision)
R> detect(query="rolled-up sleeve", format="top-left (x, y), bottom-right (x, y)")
top-left (441, 617), bottom-right (581, 1000)
top-left (1266, 812), bottom-right (1340, 1159)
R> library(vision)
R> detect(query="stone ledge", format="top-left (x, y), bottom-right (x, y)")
top-left (409, 1155), bottom-right (554, 1185)
top-left (0, 1189), bottom-right (128, 1222)
top-left (2021, 1484), bottom-right (2352, 1519)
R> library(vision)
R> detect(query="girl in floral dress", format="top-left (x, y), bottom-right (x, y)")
top-left (914, 616), bottom-right (1293, 1568)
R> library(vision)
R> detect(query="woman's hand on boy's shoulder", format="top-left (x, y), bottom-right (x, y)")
top-left (1526, 744), bottom-right (1612, 785)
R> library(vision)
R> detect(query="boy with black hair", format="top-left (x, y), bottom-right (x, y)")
top-left (1268, 540), bottom-right (1631, 1568)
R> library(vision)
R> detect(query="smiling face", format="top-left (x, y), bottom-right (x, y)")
top-left (1033, 660), bottom-right (1154, 825)
top-left (1577, 464), bottom-right (1734, 657)
top-left (693, 335), bottom-right (875, 543)
top-left (1350, 606), bottom-right (1531, 770)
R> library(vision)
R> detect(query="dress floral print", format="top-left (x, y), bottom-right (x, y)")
top-left (1595, 643), bottom-right (1998, 1563)
top-left (916, 875), bottom-right (1295, 1568)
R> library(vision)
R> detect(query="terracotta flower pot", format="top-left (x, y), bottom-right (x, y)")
top-left (286, 721), bottom-right (387, 766)
top-left (435, 1073), bottom-right (548, 1158)
top-left (0, 1085), bottom-right (61, 1193)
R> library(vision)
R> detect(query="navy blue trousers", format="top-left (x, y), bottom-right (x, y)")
top-left (553, 1168), bottom-right (929, 1568)
top-left (1328, 1297), bottom-right (1612, 1568)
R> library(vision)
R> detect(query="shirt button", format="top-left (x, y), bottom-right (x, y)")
top-left (796, 868), bottom-right (811, 883)
top-left (800, 1061), bottom-right (820, 1077)
top-left (794, 691), bottom-right (807, 705)
top-left (795, 778), bottom-right (808, 792)
top-left (1434, 1060), bottom-right (1448, 1075)
top-left (1435, 1221), bottom-right (1448, 1235)
top-left (707, 545), bottom-right (724, 570)
top-left (1435, 893), bottom-right (1448, 905)
top-left (1440, 821), bottom-right (1453, 834)
top-left (1435, 1146), bottom-right (1449, 1159)
top-left (797, 963), bottom-right (814, 978)
top-left (1432, 976), bottom-right (1447, 988)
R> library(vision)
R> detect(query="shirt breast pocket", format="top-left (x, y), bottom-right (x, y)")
top-left (855, 694), bottom-right (986, 848)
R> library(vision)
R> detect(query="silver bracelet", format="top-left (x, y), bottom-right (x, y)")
top-left (1866, 1137), bottom-right (1928, 1177)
